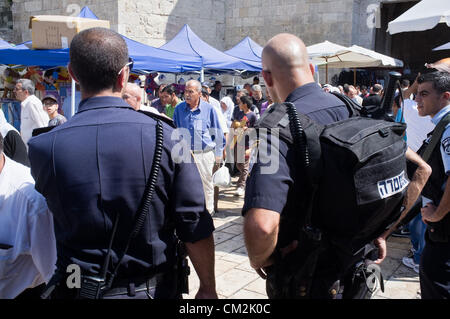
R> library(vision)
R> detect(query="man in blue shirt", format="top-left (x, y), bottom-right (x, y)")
top-left (173, 80), bottom-right (225, 215)
top-left (28, 28), bottom-right (217, 299)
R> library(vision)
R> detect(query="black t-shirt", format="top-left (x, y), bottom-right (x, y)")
top-left (362, 94), bottom-right (382, 107)
top-left (3, 130), bottom-right (30, 167)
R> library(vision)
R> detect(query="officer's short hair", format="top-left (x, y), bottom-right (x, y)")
top-left (417, 71), bottom-right (450, 95)
top-left (70, 27), bottom-right (128, 94)
top-left (17, 79), bottom-right (35, 95)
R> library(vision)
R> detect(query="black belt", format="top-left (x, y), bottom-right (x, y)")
top-left (102, 273), bottom-right (167, 298)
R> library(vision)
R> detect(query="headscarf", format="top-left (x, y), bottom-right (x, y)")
top-left (220, 96), bottom-right (234, 128)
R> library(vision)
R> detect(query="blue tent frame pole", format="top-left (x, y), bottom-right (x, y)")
top-left (71, 79), bottom-right (75, 116)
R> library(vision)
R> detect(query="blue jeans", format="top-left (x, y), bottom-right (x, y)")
top-left (409, 213), bottom-right (427, 264)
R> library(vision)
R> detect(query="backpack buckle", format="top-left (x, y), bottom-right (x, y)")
top-left (303, 225), bottom-right (322, 241)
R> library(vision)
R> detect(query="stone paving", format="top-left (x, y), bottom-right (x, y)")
top-left (183, 180), bottom-right (421, 300)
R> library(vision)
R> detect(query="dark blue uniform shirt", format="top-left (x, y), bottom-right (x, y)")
top-left (242, 83), bottom-right (349, 246)
top-left (28, 96), bottom-right (214, 279)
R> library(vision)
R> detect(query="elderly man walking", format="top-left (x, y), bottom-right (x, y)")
top-left (14, 79), bottom-right (48, 146)
top-left (173, 80), bottom-right (225, 215)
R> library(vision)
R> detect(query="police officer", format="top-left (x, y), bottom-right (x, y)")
top-left (28, 28), bottom-right (218, 299)
top-left (415, 71), bottom-right (450, 299)
top-left (242, 33), bottom-right (350, 298)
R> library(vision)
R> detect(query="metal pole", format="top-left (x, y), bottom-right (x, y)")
top-left (200, 68), bottom-right (204, 83)
top-left (71, 78), bottom-right (76, 117)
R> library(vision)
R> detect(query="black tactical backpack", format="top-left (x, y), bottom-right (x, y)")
top-left (255, 88), bottom-right (408, 298)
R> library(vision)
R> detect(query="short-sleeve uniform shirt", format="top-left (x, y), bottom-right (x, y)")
top-left (242, 83), bottom-right (349, 247)
top-left (28, 96), bottom-right (214, 279)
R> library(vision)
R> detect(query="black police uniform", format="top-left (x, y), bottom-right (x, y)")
top-left (418, 107), bottom-right (450, 299)
top-left (28, 96), bottom-right (214, 299)
top-left (242, 83), bottom-right (349, 298)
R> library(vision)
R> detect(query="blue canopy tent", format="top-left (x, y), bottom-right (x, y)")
top-left (160, 24), bottom-right (261, 81)
top-left (224, 36), bottom-right (263, 63)
top-left (78, 6), bottom-right (99, 19)
top-left (0, 7), bottom-right (204, 116)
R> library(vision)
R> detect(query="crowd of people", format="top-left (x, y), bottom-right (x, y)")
top-left (0, 27), bottom-right (449, 300)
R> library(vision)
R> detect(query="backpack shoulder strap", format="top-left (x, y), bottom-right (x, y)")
top-left (330, 92), bottom-right (361, 117)
top-left (422, 113), bottom-right (450, 162)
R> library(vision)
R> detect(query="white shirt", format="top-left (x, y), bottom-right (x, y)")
top-left (0, 155), bottom-right (56, 298)
top-left (140, 104), bottom-right (160, 115)
top-left (20, 95), bottom-right (49, 146)
top-left (209, 97), bottom-right (230, 134)
top-left (402, 99), bottom-right (435, 152)
top-left (352, 95), bottom-right (363, 106)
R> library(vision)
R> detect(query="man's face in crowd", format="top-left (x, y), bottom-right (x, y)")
top-left (43, 99), bottom-right (59, 116)
top-left (184, 85), bottom-right (201, 107)
top-left (122, 91), bottom-right (140, 110)
top-left (14, 83), bottom-right (28, 102)
top-left (415, 82), bottom-right (447, 118)
top-left (159, 91), bottom-right (172, 106)
top-left (214, 83), bottom-right (222, 91)
top-left (252, 89), bottom-right (262, 100)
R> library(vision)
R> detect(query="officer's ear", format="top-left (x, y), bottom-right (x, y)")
top-left (115, 65), bottom-right (129, 94)
top-left (262, 69), bottom-right (273, 88)
top-left (309, 63), bottom-right (315, 76)
top-left (67, 63), bottom-right (79, 84)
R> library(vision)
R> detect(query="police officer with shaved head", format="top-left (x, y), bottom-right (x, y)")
top-left (28, 28), bottom-right (217, 299)
top-left (242, 33), bottom-right (350, 299)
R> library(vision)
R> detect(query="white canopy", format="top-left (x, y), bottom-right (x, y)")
top-left (387, 0), bottom-right (450, 35)
top-left (307, 41), bottom-right (404, 83)
top-left (433, 41), bottom-right (450, 51)
top-left (307, 41), bottom-right (402, 68)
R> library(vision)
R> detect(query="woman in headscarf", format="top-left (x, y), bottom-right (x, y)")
top-left (220, 96), bottom-right (234, 129)
top-left (0, 110), bottom-right (29, 166)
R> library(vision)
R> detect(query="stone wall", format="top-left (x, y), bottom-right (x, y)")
top-left (0, 0), bottom-right (13, 42)
top-left (118, 0), bottom-right (226, 49)
top-left (225, 0), bottom-right (355, 50)
top-left (11, 0), bottom-right (119, 43)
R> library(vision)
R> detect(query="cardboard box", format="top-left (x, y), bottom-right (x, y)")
top-left (29, 15), bottom-right (110, 49)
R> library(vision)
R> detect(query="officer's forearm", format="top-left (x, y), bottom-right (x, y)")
top-left (383, 148), bottom-right (432, 238)
top-left (244, 208), bottom-right (280, 269)
top-left (185, 235), bottom-right (217, 296)
top-left (433, 178), bottom-right (450, 221)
